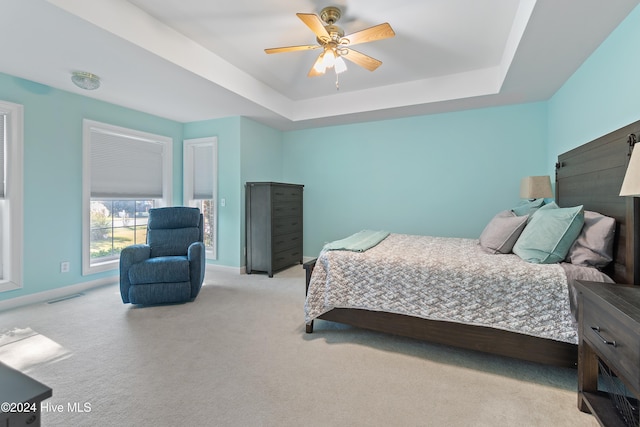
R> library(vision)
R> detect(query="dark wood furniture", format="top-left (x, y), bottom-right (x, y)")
top-left (246, 182), bottom-right (303, 277)
top-left (0, 362), bottom-right (52, 427)
top-left (304, 260), bottom-right (578, 366)
top-left (575, 281), bottom-right (640, 427)
top-left (304, 119), bottom-right (640, 368)
top-left (555, 122), bottom-right (640, 285)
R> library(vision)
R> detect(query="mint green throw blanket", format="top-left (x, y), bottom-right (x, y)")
top-left (323, 230), bottom-right (390, 252)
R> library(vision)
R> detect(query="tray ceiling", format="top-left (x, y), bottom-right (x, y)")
top-left (1, 0), bottom-right (638, 130)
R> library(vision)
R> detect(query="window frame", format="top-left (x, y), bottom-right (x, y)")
top-left (82, 119), bottom-right (172, 275)
top-left (0, 100), bottom-right (24, 293)
top-left (183, 137), bottom-right (218, 260)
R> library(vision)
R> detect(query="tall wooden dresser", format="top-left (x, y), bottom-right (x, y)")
top-left (245, 182), bottom-right (304, 277)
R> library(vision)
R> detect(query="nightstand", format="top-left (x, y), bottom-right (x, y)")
top-left (0, 361), bottom-right (52, 427)
top-left (574, 281), bottom-right (640, 427)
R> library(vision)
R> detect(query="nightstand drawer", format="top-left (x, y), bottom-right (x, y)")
top-left (583, 297), bottom-right (640, 390)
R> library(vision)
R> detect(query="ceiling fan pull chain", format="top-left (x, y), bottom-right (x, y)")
top-left (335, 73), bottom-right (340, 90)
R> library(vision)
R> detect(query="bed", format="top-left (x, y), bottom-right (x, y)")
top-left (304, 120), bottom-right (640, 368)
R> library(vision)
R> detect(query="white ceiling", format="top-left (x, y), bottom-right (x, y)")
top-left (1, 0), bottom-right (638, 130)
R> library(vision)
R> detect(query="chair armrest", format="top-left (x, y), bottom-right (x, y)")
top-left (119, 244), bottom-right (151, 303)
top-left (187, 242), bottom-right (206, 299)
top-left (121, 244), bottom-right (151, 264)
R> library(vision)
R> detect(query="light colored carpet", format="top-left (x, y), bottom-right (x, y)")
top-left (0, 265), bottom-right (598, 427)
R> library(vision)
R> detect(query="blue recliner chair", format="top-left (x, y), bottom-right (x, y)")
top-left (120, 206), bottom-right (206, 305)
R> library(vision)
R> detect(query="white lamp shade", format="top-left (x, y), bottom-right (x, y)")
top-left (620, 146), bottom-right (640, 196)
top-left (520, 175), bottom-right (553, 199)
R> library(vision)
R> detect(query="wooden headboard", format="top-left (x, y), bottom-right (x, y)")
top-left (556, 120), bottom-right (640, 285)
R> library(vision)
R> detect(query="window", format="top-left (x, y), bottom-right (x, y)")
top-left (183, 137), bottom-right (218, 259)
top-left (82, 120), bottom-right (172, 275)
top-left (89, 200), bottom-right (153, 261)
top-left (0, 101), bottom-right (24, 292)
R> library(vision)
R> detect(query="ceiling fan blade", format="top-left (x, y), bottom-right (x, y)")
top-left (342, 23), bottom-right (395, 46)
top-left (265, 45), bottom-right (321, 54)
top-left (297, 13), bottom-right (330, 41)
top-left (341, 49), bottom-right (382, 71)
top-left (307, 53), bottom-right (326, 77)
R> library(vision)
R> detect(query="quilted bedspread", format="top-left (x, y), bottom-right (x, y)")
top-left (304, 233), bottom-right (578, 344)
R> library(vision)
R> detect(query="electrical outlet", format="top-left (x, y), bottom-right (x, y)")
top-left (60, 261), bottom-right (70, 273)
top-left (221, 198), bottom-right (226, 207)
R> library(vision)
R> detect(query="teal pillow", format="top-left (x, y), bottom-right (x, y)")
top-left (512, 203), bottom-right (585, 264)
top-left (511, 198), bottom-right (545, 216)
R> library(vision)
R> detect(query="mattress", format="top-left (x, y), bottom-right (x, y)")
top-left (305, 233), bottom-right (596, 344)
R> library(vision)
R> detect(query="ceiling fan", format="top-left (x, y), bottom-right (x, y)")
top-left (265, 6), bottom-right (395, 78)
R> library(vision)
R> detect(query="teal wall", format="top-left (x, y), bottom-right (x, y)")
top-left (182, 116), bottom-right (283, 267)
top-left (183, 116), bottom-right (242, 268)
top-left (0, 73), bottom-right (183, 302)
top-left (547, 4), bottom-right (640, 169)
top-left (2, 2), bottom-right (640, 303)
top-left (283, 103), bottom-right (548, 256)
top-left (239, 117), bottom-right (284, 260)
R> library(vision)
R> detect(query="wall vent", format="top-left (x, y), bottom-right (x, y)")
top-left (47, 293), bottom-right (84, 304)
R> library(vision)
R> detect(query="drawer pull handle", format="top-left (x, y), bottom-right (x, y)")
top-left (591, 326), bottom-right (617, 347)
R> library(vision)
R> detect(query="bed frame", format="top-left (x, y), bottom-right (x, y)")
top-left (304, 120), bottom-right (640, 368)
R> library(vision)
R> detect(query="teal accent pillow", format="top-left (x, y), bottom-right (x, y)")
top-left (511, 198), bottom-right (545, 216)
top-left (512, 202), bottom-right (585, 264)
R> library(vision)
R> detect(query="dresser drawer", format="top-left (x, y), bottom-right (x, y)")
top-left (273, 247), bottom-right (302, 271)
top-left (273, 216), bottom-right (302, 235)
top-left (273, 186), bottom-right (302, 202)
top-left (583, 296), bottom-right (640, 390)
top-left (272, 201), bottom-right (302, 217)
top-left (272, 232), bottom-right (301, 252)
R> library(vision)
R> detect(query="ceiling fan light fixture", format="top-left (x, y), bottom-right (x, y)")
top-left (314, 52), bottom-right (327, 74)
top-left (321, 48), bottom-right (336, 69)
top-left (265, 7), bottom-right (395, 83)
top-left (334, 56), bottom-right (347, 74)
top-left (71, 71), bottom-right (100, 90)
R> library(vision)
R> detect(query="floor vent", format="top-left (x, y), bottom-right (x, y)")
top-left (47, 293), bottom-right (84, 304)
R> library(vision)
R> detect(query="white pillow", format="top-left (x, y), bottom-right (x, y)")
top-left (565, 211), bottom-right (615, 268)
top-left (479, 210), bottom-right (529, 254)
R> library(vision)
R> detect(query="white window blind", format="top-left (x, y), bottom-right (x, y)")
top-left (0, 100), bottom-right (24, 292)
top-left (192, 144), bottom-right (214, 199)
top-left (90, 127), bottom-right (165, 199)
top-left (0, 114), bottom-right (5, 199)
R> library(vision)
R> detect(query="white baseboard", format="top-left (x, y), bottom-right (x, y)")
top-left (0, 277), bottom-right (116, 313)
top-left (205, 263), bottom-right (244, 275)
top-left (0, 262), bottom-right (274, 313)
